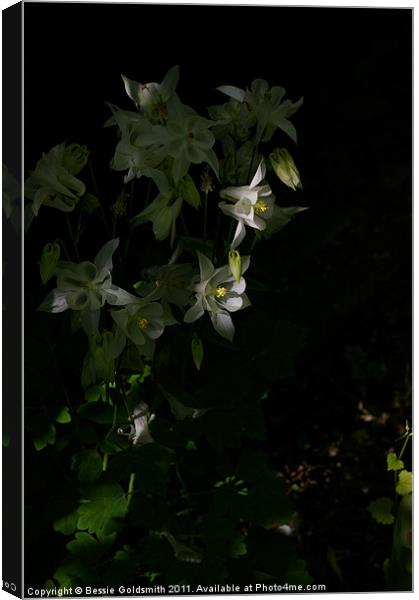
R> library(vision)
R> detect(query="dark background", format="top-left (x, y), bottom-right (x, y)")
top-left (23, 3), bottom-right (412, 592)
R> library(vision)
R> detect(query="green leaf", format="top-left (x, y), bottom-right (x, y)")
top-left (53, 560), bottom-right (96, 588)
top-left (40, 242), bottom-right (60, 284)
top-left (133, 444), bottom-right (172, 496)
top-left (77, 401), bottom-right (115, 425)
top-left (201, 516), bottom-right (247, 559)
top-left (286, 559), bottom-right (313, 586)
top-left (396, 470), bottom-right (413, 496)
top-left (191, 335), bottom-right (204, 371)
top-left (66, 532), bottom-right (105, 562)
top-left (71, 450), bottom-right (103, 482)
top-left (30, 414), bottom-right (56, 450)
top-left (179, 235), bottom-right (214, 257)
top-left (214, 471), bottom-right (293, 527)
top-left (387, 452), bottom-right (404, 472)
top-left (54, 406), bottom-right (72, 424)
top-left (53, 510), bottom-right (79, 536)
top-left (368, 497), bottom-right (395, 525)
top-left (77, 483), bottom-right (129, 535)
top-left (236, 450), bottom-right (268, 482)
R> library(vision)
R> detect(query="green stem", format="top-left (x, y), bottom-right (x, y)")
top-left (102, 452), bottom-right (109, 472)
top-left (88, 161), bottom-right (111, 237)
top-left (250, 234), bottom-right (258, 252)
top-left (56, 238), bottom-right (71, 261)
top-left (105, 385), bottom-right (118, 440)
top-left (127, 472), bottom-right (136, 507)
top-left (203, 192), bottom-right (208, 241)
top-left (247, 143), bottom-right (258, 183)
top-left (75, 207), bottom-right (82, 246)
top-left (212, 211), bottom-right (222, 264)
top-left (65, 214), bottom-right (80, 262)
top-left (398, 432), bottom-right (413, 462)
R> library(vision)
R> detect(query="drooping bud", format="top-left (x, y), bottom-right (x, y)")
top-left (269, 148), bottom-right (302, 191)
top-left (63, 143), bottom-right (90, 175)
top-left (228, 248), bottom-right (242, 283)
top-left (191, 334), bottom-right (204, 371)
top-left (40, 241), bottom-right (60, 284)
top-left (178, 174), bottom-right (201, 209)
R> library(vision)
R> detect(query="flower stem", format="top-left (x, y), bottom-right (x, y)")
top-left (56, 238), bottom-right (71, 261)
top-left (65, 214), bottom-right (80, 262)
top-left (127, 472), bottom-right (136, 507)
top-left (247, 143), bottom-right (258, 183)
top-left (88, 161), bottom-right (111, 237)
top-left (203, 192), bottom-right (208, 241)
top-left (102, 452), bottom-right (109, 472)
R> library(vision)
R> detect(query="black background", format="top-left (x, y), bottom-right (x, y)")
top-left (23, 3), bottom-right (412, 592)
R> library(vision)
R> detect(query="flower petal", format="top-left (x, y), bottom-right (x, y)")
top-left (144, 320), bottom-right (165, 340)
top-left (210, 311), bottom-right (235, 342)
top-left (104, 284), bottom-right (138, 306)
top-left (197, 251), bottom-right (214, 282)
top-left (250, 160), bottom-right (266, 188)
top-left (94, 238), bottom-right (119, 274)
top-left (81, 309), bottom-right (101, 336)
top-left (222, 295), bottom-right (244, 312)
top-left (184, 298), bottom-right (205, 323)
top-left (231, 220), bottom-right (247, 249)
top-left (37, 289), bottom-right (69, 313)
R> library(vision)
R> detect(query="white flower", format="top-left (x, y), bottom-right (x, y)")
top-left (81, 326), bottom-right (126, 388)
top-left (159, 386), bottom-right (207, 421)
top-left (219, 160), bottom-right (275, 248)
top-left (122, 65), bottom-right (179, 122)
top-left (184, 252), bottom-right (250, 342)
top-left (129, 401), bottom-right (155, 445)
top-left (136, 263), bottom-right (194, 308)
top-left (107, 107), bottom-right (166, 183)
top-left (111, 298), bottom-right (176, 358)
top-left (38, 238), bottom-right (137, 314)
top-left (25, 143), bottom-right (86, 215)
top-left (217, 79), bottom-right (303, 143)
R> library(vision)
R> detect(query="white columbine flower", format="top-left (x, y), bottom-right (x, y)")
top-left (129, 401), bottom-right (155, 445)
top-left (219, 160), bottom-right (275, 248)
top-left (107, 106), bottom-right (166, 183)
top-left (136, 263), bottom-right (195, 308)
top-left (25, 143), bottom-right (86, 216)
top-left (111, 298), bottom-right (176, 358)
top-left (184, 252), bottom-right (250, 342)
top-left (38, 238), bottom-right (137, 315)
top-left (82, 326), bottom-right (126, 388)
top-left (122, 65), bottom-right (179, 122)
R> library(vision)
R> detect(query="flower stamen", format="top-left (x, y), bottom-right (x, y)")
top-left (254, 199), bottom-right (269, 214)
top-left (136, 317), bottom-right (149, 330)
top-left (215, 286), bottom-right (228, 299)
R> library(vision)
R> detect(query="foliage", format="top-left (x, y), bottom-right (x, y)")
top-left (22, 66), bottom-right (312, 588)
top-left (368, 423), bottom-right (412, 590)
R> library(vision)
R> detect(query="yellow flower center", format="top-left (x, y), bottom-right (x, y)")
top-left (254, 199), bottom-right (269, 214)
top-left (215, 286), bottom-right (228, 299)
top-left (136, 317), bottom-right (149, 330)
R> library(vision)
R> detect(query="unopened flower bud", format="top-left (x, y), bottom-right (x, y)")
top-left (178, 174), bottom-right (200, 209)
top-left (269, 148), bottom-right (302, 191)
top-left (40, 241), bottom-right (60, 284)
top-left (229, 248), bottom-right (242, 283)
top-left (191, 334), bottom-right (204, 371)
